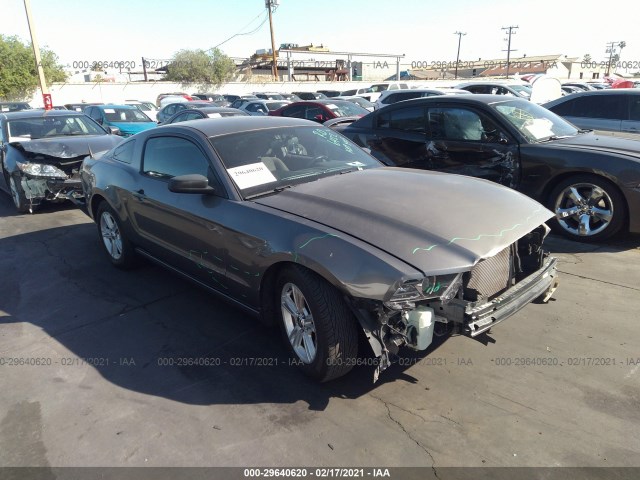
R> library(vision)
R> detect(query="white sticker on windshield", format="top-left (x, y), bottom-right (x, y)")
top-left (523, 118), bottom-right (554, 140)
top-left (207, 113), bottom-right (222, 118)
top-left (325, 104), bottom-right (338, 109)
top-left (104, 108), bottom-right (116, 113)
top-left (9, 136), bottom-right (31, 143)
top-left (346, 161), bottom-right (365, 167)
top-left (227, 162), bottom-right (277, 189)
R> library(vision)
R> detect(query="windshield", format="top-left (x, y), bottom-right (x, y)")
top-left (370, 84), bottom-right (389, 92)
top-left (209, 125), bottom-right (380, 198)
top-left (103, 108), bottom-right (151, 123)
top-left (266, 101), bottom-right (289, 111)
top-left (7, 115), bottom-right (106, 140)
top-left (324, 101), bottom-right (369, 117)
top-left (510, 84), bottom-right (532, 97)
top-left (492, 99), bottom-right (579, 143)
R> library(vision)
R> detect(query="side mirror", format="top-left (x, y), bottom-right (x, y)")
top-left (107, 126), bottom-right (121, 135)
top-left (314, 114), bottom-right (326, 123)
top-left (168, 174), bottom-right (215, 194)
top-left (498, 133), bottom-right (509, 145)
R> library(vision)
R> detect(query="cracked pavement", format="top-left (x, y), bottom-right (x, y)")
top-left (0, 191), bottom-right (639, 468)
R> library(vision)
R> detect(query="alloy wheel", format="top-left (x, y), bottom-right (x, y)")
top-left (554, 182), bottom-right (614, 237)
top-left (281, 282), bottom-right (317, 364)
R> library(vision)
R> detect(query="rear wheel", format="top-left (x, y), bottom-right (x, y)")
top-left (96, 201), bottom-right (137, 268)
top-left (549, 174), bottom-right (625, 242)
top-left (276, 266), bottom-right (358, 382)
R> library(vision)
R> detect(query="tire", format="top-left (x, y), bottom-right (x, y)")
top-left (276, 265), bottom-right (358, 382)
top-left (548, 174), bottom-right (626, 242)
top-left (96, 201), bottom-right (137, 269)
top-left (8, 173), bottom-right (30, 214)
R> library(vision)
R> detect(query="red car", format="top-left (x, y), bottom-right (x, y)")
top-left (269, 99), bottom-right (369, 123)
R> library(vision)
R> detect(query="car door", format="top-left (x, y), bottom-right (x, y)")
top-left (425, 106), bottom-right (520, 188)
top-left (368, 105), bottom-right (429, 168)
top-left (621, 95), bottom-right (640, 134)
top-left (567, 95), bottom-right (624, 131)
top-left (126, 134), bottom-right (229, 289)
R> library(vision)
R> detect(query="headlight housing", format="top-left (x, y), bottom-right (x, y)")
top-left (384, 273), bottom-right (463, 311)
top-left (17, 162), bottom-right (67, 178)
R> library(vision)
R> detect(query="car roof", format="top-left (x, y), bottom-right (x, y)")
top-left (98, 104), bottom-right (138, 109)
top-left (0, 109), bottom-right (87, 120)
top-left (160, 116), bottom-right (317, 137)
top-left (543, 88), bottom-right (640, 106)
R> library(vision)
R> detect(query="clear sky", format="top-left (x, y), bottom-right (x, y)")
top-left (3, 0), bottom-right (638, 71)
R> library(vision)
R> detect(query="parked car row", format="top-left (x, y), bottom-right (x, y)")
top-left (6, 88), bottom-right (640, 382)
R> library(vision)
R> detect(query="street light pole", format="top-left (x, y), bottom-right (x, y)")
top-left (454, 31), bottom-right (466, 79)
top-left (23, 0), bottom-right (51, 108)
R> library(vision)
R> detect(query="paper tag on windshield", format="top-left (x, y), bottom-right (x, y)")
top-left (207, 113), bottom-right (222, 118)
top-left (524, 119), bottom-right (554, 139)
top-left (227, 162), bottom-right (277, 189)
top-left (104, 108), bottom-right (115, 113)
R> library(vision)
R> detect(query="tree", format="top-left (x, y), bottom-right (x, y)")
top-left (165, 48), bottom-right (236, 86)
top-left (0, 35), bottom-right (67, 100)
top-left (582, 54), bottom-right (592, 63)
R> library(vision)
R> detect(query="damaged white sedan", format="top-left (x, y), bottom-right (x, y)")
top-left (0, 110), bottom-right (122, 213)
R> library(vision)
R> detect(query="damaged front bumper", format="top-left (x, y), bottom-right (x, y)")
top-left (352, 243), bottom-right (559, 381)
top-left (20, 174), bottom-right (84, 207)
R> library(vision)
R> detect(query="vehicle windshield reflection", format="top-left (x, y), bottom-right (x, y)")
top-left (209, 125), bottom-right (380, 198)
top-left (492, 99), bottom-right (579, 143)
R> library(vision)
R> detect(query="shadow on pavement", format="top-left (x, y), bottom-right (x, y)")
top-left (0, 217), bottom-right (453, 412)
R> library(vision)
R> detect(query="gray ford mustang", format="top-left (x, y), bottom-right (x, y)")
top-left (81, 116), bottom-right (559, 382)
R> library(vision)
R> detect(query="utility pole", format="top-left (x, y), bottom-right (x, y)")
top-left (266, 0), bottom-right (279, 81)
top-left (501, 25), bottom-right (519, 79)
top-left (453, 31), bottom-right (466, 79)
top-left (23, 0), bottom-right (51, 109)
top-left (142, 57), bottom-right (148, 81)
top-left (604, 41), bottom-right (622, 76)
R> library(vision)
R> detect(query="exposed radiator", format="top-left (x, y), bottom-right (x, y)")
top-left (464, 245), bottom-right (513, 301)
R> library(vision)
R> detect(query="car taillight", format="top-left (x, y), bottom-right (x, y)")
top-left (183, 95), bottom-right (194, 101)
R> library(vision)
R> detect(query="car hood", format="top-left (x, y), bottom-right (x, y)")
top-left (254, 168), bottom-right (553, 275)
top-left (108, 122), bottom-right (156, 135)
top-left (550, 132), bottom-right (640, 161)
top-left (9, 135), bottom-right (122, 163)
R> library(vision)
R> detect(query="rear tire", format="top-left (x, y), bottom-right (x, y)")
top-left (96, 201), bottom-right (137, 269)
top-left (276, 265), bottom-right (358, 382)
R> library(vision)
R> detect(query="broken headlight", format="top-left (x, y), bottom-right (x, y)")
top-left (17, 162), bottom-right (67, 178)
top-left (384, 273), bottom-right (463, 311)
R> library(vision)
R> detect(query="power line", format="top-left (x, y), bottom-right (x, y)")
top-left (213, 10), bottom-right (269, 50)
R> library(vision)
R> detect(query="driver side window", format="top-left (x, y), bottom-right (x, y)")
top-left (429, 107), bottom-right (502, 142)
top-left (142, 136), bottom-right (211, 179)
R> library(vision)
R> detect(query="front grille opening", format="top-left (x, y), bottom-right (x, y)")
top-left (463, 245), bottom-right (513, 302)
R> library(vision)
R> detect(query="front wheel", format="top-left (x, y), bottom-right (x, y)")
top-left (96, 201), bottom-right (137, 268)
top-left (549, 175), bottom-right (626, 242)
top-left (9, 174), bottom-right (30, 213)
top-left (277, 266), bottom-right (358, 382)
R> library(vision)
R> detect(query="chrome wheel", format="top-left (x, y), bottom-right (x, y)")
top-left (100, 211), bottom-right (123, 260)
top-left (281, 282), bottom-right (317, 364)
top-left (554, 182), bottom-right (614, 237)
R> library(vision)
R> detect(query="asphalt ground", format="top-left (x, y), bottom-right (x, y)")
top-left (0, 189), bottom-right (639, 475)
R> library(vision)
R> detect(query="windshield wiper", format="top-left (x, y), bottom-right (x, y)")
top-left (245, 184), bottom-right (293, 200)
top-left (538, 135), bottom-right (573, 142)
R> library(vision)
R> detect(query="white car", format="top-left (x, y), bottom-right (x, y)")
top-left (124, 100), bottom-right (159, 122)
top-left (375, 88), bottom-right (469, 109)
